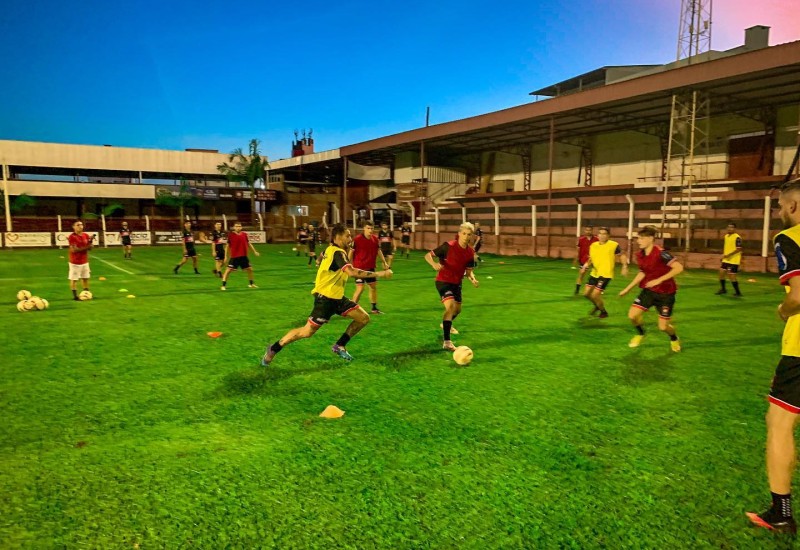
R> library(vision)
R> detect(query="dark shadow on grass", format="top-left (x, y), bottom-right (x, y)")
top-left (215, 362), bottom-right (346, 398)
top-left (384, 347), bottom-right (442, 371)
top-left (619, 351), bottom-right (674, 385)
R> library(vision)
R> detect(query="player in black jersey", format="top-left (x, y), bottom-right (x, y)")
top-left (307, 223), bottom-right (319, 267)
top-left (119, 221), bottom-right (133, 259)
top-left (173, 221), bottom-right (200, 274)
top-left (210, 222), bottom-right (227, 277)
top-left (399, 221), bottom-right (412, 258)
top-left (378, 222), bottom-right (396, 267)
top-left (296, 225), bottom-right (309, 257)
top-left (473, 222), bottom-right (484, 263)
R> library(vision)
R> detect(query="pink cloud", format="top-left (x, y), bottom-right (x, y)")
top-left (712, 0), bottom-right (798, 49)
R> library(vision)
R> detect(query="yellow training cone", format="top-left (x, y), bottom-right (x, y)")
top-left (98, 276), bottom-right (107, 281)
top-left (127, 295), bottom-right (136, 298)
top-left (319, 405), bottom-right (345, 419)
top-left (747, 278), bottom-right (757, 283)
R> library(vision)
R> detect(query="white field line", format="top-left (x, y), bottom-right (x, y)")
top-left (95, 257), bottom-right (136, 275)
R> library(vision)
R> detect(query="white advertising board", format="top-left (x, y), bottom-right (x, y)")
top-left (104, 232), bottom-right (151, 246)
top-left (55, 232), bottom-right (100, 247)
top-left (247, 231), bottom-right (267, 244)
top-left (4, 232), bottom-right (53, 247)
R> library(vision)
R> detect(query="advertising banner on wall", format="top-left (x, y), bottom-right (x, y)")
top-left (154, 231), bottom-right (184, 244)
top-left (54, 232), bottom-right (100, 248)
top-left (104, 232), bottom-right (151, 246)
top-left (4, 232), bottom-right (53, 247)
top-left (246, 231), bottom-right (267, 244)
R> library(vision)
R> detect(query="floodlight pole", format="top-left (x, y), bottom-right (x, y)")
top-left (489, 198), bottom-right (500, 235)
top-left (762, 194), bottom-right (772, 260)
top-left (575, 198), bottom-right (582, 238)
top-left (434, 207), bottom-right (440, 235)
top-left (389, 209), bottom-right (394, 231)
top-left (2, 163), bottom-right (11, 232)
top-left (352, 210), bottom-right (357, 231)
top-left (626, 194), bottom-right (635, 259)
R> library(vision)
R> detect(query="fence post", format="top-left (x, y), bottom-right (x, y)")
top-left (626, 194), bottom-right (635, 259)
top-left (222, 214), bottom-right (228, 231)
top-left (257, 213), bottom-right (264, 231)
top-left (461, 206), bottom-right (467, 224)
top-left (389, 209), bottom-right (395, 231)
top-left (531, 204), bottom-right (538, 257)
top-left (575, 199), bottom-right (582, 238)
top-left (352, 210), bottom-right (357, 231)
top-left (762, 194), bottom-right (771, 259)
top-left (435, 207), bottom-right (440, 235)
top-left (144, 215), bottom-right (150, 231)
top-left (101, 214), bottom-right (107, 247)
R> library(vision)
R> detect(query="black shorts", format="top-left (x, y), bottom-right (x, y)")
top-left (184, 247), bottom-right (197, 258)
top-left (769, 356), bottom-right (800, 414)
top-left (401, 235), bottom-right (410, 245)
top-left (228, 256), bottom-right (251, 270)
top-left (436, 281), bottom-right (463, 303)
top-left (474, 243), bottom-right (482, 252)
top-left (632, 288), bottom-right (676, 319)
top-left (308, 243), bottom-right (316, 253)
top-left (721, 262), bottom-right (740, 273)
top-left (586, 276), bottom-right (612, 292)
top-left (355, 277), bottom-right (377, 285)
top-left (308, 294), bottom-right (360, 326)
top-left (121, 238), bottom-right (132, 246)
top-left (381, 245), bottom-right (393, 257)
top-left (215, 244), bottom-right (225, 261)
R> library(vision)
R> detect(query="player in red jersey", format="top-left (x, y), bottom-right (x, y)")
top-left (618, 226), bottom-right (683, 352)
top-left (573, 226), bottom-right (597, 294)
top-left (349, 222), bottom-right (389, 314)
top-left (220, 222), bottom-right (260, 290)
top-left (426, 222), bottom-right (479, 350)
top-left (68, 220), bottom-right (94, 301)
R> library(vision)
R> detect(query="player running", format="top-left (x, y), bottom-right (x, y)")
top-left (717, 222), bottom-right (743, 296)
top-left (618, 226), bottom-right (683, 352)
top-left (473, 221), bottom-right (484, 263)
top-left (350, 221), bottom-right (389, 314)
top-left (426, 222), bottom-right (479, 351)
top-left (581, 227), bottom-right (628, 318)
top-left (261, 223), bottom-right (393, 366)
top-left (220, 222), bottom-right (260, 290)
top-left (574, 226), bottom-right (597, 294)
top-left (296, 225), bottom-right (308, 257)
top-left (307, 223), bottom-right (319, 267)
top-left (399, 221), bottom-right (412, 258)
top-left (173, 221), bottom-right (200, 274)
top-left (119, 221), bottom-right (133, 259)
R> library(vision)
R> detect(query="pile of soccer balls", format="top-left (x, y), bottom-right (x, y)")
top-left (16, 290), bottom-right (50, 312)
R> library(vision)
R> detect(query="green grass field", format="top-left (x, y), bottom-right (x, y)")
top-left (0, 243), bottom-right (792, 548)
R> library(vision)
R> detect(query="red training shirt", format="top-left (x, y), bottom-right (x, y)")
top-left (228, 231), bottom-right (250, 258)
top-left (577, 235), bottom-right (598, 264)
top-left (636, 245), bottom-right (677, 295)
top-left (352, 234), bottom-right (379, 270)
top-left (432, 240), bottom-right (476, 284)
top-left (68, 233), bottom-right (92, 265)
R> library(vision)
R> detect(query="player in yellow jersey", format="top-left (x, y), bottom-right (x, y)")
top-left (580, 227), bottom-right (628, 318)
top-left (747, 182), bottom-right (800, 534)
top-left (717, 222), bottom-right (743, 296)
top-left (261, 224), bottom-right (393, 366)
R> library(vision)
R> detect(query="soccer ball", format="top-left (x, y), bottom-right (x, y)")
top-left (17, 290), bottom-right (31, 301)
top-left (22, 300), bottom-right (35, 311)
top-left (79, 290), bottom-right (93, 301)
top-left (16, 301), bottom-right (28, 312)
top-left (40, 299), bottom-right (49, 310)
top-left (453, 346), bottom-right (473, 366)
top-left (31, 297), bottom-right (45, 310)
top-left (292, 247), bottom-right (297, 251)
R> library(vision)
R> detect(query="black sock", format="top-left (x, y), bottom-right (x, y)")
top-left (249, 280), bottom-right (254, 285)
top-left (72, 289), bottom-right (78, 298)
top-left (732, 281), bottom-right (741, 295)
top-left (270, 341), bottom-right (283, 354)
top-left (194, 268), bottom-right (199, 273)
top-left (174, 265), bottom-right (180, 272)
top-left (308, 256), bottom-right (312, 265)
top-left (720, 279), bottom-right (726, 291)
top-left (635, 325), bottom-right (645, 336)
top-left (772, 492), bottom-right (793, 519)
top-left (222, 281), bottom-right (227, 287)
top-left (443, 320), bottom-right (452, 341)
top-left (575, 283), bottom-right (581, 294)
top-left (669, 333), bottom-right (678, 341)
top-left (371, 303), bottom-right (377, 311)
top-left (336, 334), bottom-right (351, 347)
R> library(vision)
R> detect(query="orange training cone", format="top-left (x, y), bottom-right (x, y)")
top-left (207, 332), bottom-right (223, 338)
top-left (319, 405), bottom-right (345, 419)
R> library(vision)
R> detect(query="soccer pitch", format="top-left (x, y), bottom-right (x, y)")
top-left (0, 244), bottom-right (788, 547)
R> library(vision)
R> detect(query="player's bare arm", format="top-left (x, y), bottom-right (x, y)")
top-left (425, 251), bottom-right (443, 271)
top-left (249, 241), bottom-right (260, 257)
top-left (778, 276), bottom-right (800, 321)
top-left (619, 272), bottom-right (646, 296)
top-left (378, 250), bottom-right (389, 269)
top-left (644, 260), bottom-right (684, 289)
top-left (466, 268), bottom-right (479, 288)
top-left (344, 265), bottom-right (392, 280)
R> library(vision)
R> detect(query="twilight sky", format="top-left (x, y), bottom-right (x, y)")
top-left (0, 0), bottom-right (796, 161)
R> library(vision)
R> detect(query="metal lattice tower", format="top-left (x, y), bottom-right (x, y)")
top-left (664, 0), bottom-right (713, 251)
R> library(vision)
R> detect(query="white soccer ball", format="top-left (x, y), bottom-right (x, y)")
top-left (40, 299), bottom-right (49, 310)
top-left (31, 297), bottom-right (45, 310)
top-left (22, 300), bottom-right (35, 311)
top-left (17, 290), bottom-right (31, 301)
top-left (453, 346), bottom-right (473, 366)
top-left (16, 301), bottom-right (28, 312)
top-left (292, 247), bottom-right (297, 251)
top-left (79, 290), bottom-right (93, 301)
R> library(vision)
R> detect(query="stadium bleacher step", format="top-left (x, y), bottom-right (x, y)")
top-left (662, 205), bottom-right (709, 211)
top-left (649, 213), bottom-right (697, 220)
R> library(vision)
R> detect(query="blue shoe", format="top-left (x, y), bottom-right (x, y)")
top-left (261, 347), bottom-right (276, 367)
top-left (331, 344), bottom-right (353, 362)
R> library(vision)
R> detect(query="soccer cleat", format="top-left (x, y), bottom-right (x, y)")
top-left (598, 311), bottom-right (609, 319)
top-left (331, 344), bottom-right (353, 361)
top-left (746, 510), bottom-right (798, 534)
top-left (715, 289), bottom-right (727, 295)
top-left (670, 339), bottom-right (681, 352)
top-left (261, 347), bottom-right (276, 367)
top-left (370, 309), bottom-right (383, 314)
top-left (733, 293), bottom-right (742, 297)
top-left (440, 324), bottom-right (459, 335)
top-left (248, 284), bottom-right (258, 288)
top-left (442, 340), bottom-right (457, 351)
top-left (220, 286), bottom-right (226, 291)
top-left (173, 267), bottom-right (179, 274)
top-left (629, 335), bottom-right (645, 348)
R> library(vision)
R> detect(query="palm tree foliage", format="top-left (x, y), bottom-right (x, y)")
top-left (217, 139), bottom-right (270, 221)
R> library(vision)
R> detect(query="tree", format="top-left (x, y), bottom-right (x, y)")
top-left (217, 139), bottom-right (270, 222)
top-left (155, 180), bottom-right (202, 223)
top-left (82, 203), bottom-right (124, 231)
top-left (0, 191), bottom-right (36, 213)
